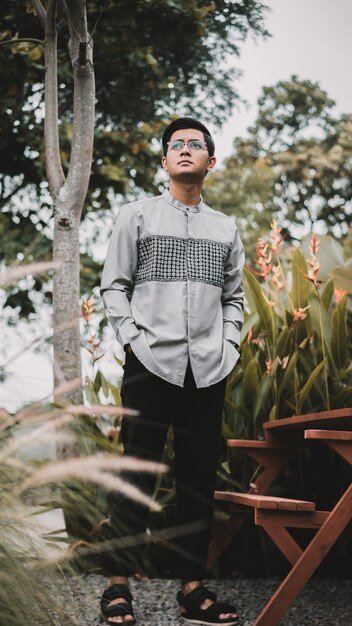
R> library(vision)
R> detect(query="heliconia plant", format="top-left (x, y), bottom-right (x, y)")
top-left (223, 223), bottom-right (352, 441)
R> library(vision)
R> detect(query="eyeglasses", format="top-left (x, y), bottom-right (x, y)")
top-left (167, 139), bottom-right (208, 152)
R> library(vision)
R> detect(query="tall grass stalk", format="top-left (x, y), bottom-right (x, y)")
top-left (0, 401), bottom-right (164, 625)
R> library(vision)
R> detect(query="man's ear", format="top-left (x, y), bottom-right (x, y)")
top-left (207, 156), bottom-right (217, 172)
top-left (161, 156), bottom-right (168, 171)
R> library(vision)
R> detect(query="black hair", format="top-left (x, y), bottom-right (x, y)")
top-left (162, 117), bottom-right (215, 157)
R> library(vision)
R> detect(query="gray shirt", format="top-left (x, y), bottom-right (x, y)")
top-left (100, 189), bottom-right (245, 388)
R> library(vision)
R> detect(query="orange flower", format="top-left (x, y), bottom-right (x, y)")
top-left (265, 359), bottom-right (273, 376)
top-left (334, 288), bottom-right (346, 303)
top-left (255, 238), bottom-right (272, 280)
top-left (306, 233), bottom-right (321, 287)
top-left (310, 232), bottom-right (319, 257)
top-left (272, 266), bottom-right (285, 291)
top-left (247, 326), bottom-right (253, 344)
top-left (87, 334), bottom-right (101, 351)
top-left (82, 294), bottom-right (95, 321)
top-left (270, 220), bottom-right (285, 252)
top-left (292, 306), bottom-right (309, 321)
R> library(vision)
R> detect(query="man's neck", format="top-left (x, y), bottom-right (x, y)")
top-left (168, 180), bottom-right (202, 207)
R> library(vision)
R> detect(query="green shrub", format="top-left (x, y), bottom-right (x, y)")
top-left (224, 225), bottom-right (352, 441)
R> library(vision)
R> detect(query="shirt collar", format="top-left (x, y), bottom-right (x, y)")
top-left (162, 188), bottom-right (203, 213)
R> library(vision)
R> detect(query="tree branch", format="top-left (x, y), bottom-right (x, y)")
top-left (56, 1), bottom-right (95, 220)
top-left (31, 0), bottom-right (47, 26)
top-left (0, 38), bottom-right (43, 46)
top-left (44, 0), bottom-right (65, 199)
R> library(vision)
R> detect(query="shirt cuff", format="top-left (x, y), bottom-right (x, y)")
top-left (117, 321), bottom-right (140, 348)
top-left (223, 320), bottom-right (241, 347)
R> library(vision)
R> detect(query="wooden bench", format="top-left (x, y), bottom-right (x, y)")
top-left (215, 492), bottom-right (315, 511)
top-left (209, 409), bottom-right (352, 626)
top-left (214, 491), bottom-right (328, 566)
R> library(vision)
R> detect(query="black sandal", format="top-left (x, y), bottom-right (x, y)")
top-left (177, 585), bottom-right (239, 626)
top-left (100, 583), bottom-right (136, 624)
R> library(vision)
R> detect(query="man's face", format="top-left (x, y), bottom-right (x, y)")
top-left (161, 128), bottom-right (216, 181)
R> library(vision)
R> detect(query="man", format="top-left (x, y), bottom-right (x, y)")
top-left (100, 118), bottom-right (244, 625)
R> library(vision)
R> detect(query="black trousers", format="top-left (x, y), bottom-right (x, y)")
top-left (101, 350), bottom-right (227, 580)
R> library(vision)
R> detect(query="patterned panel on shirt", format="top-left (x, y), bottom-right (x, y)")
top-left (187, 237), bottom-right (230, 288)
top-left (135, 235), bottom-right (230, 288)
top-left (135, 235), bottom-right (187, 283)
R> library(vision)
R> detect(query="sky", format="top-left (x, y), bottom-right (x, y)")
top-left (210, 0), bottom-right (352, 163)
top-left (1, 0), bottom-right (352, 412)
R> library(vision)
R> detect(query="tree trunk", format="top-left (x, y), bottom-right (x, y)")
top-left (38, 0), bottom-right (95, 536)
top-left (53, 224), bottom-right (82, 405)
top-left (41, 0), bottom-right (95, 405)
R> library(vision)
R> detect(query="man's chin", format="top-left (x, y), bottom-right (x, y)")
top-left (171, 170), bottom-right (205, 183)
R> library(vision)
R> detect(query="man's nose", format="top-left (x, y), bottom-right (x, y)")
top-left (180, 143), bottom-right (192, 155)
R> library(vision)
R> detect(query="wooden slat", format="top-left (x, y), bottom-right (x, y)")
top-left (255, 509), bottom-right (329, 529)
top-left (226, 439), bottom-right (289, 449)
top-left (264, 408), bottom-right (352, 442)
top-left (214, 491), bottom-right (315, 511)
top-left (305, 429), bottom-right (352, 464)
top-left (305, 429), bottom-right (352, 441)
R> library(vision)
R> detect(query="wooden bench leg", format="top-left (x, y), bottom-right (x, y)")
top-left (253, 483), bottom-right (352, 626)
top-left (259, 522), bottom-right (303, 566)
top-left (255, 510), bottom-right (329, 566)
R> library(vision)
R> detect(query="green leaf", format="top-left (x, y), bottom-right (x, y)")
top-left (297, 359), bottom-right (327, 413)
top-left (109, 382), bottom-right (122, 406)
top-left (222, 421), bottom-right (235, 439)
top-left (291, 248), bottom-right (310, 309)
top-left (242, 360), bottom-right (259, 399)
top-left (99, 371), bottom-right (110, 399)
top-left (330, 296), bottom-right (347, 370)
top-left (253, 373), bottom-right (272, 421)
top-left (297, 347), bottom-right (326, 403)
top-left (244, 268), bottom-right (275, 347)
top-left (84, 378), bottom-right (99, 405)
top-left (308, 292), bottom-right (331, 356)
top-left (297, 346), bottom-right (315, 376)
top-left (277, 351), bottom-right (298, 398)
top-left (276, 326), bottom-right (291, 358)
top-left (268, 404), bottom-right (277, 421)
top-left (93, 369), bottom-right (102, 394)
top-left (241, 310), bottom-right (259, 343)
top-left (321, 278), bottom-right (334, 310)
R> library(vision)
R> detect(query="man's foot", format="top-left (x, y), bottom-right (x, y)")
top-left (178, 581), bottom-right (238, 625)
top-left (100, 580), bottom-right (135, 624)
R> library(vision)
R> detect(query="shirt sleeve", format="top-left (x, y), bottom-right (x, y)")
top-left (221, 226), bottom-right (245, 347)
top-left (100, 205), bottom-right (140, 348)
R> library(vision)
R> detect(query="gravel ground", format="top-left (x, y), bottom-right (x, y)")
top-left (53, 573), bottom-right (352, 626)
